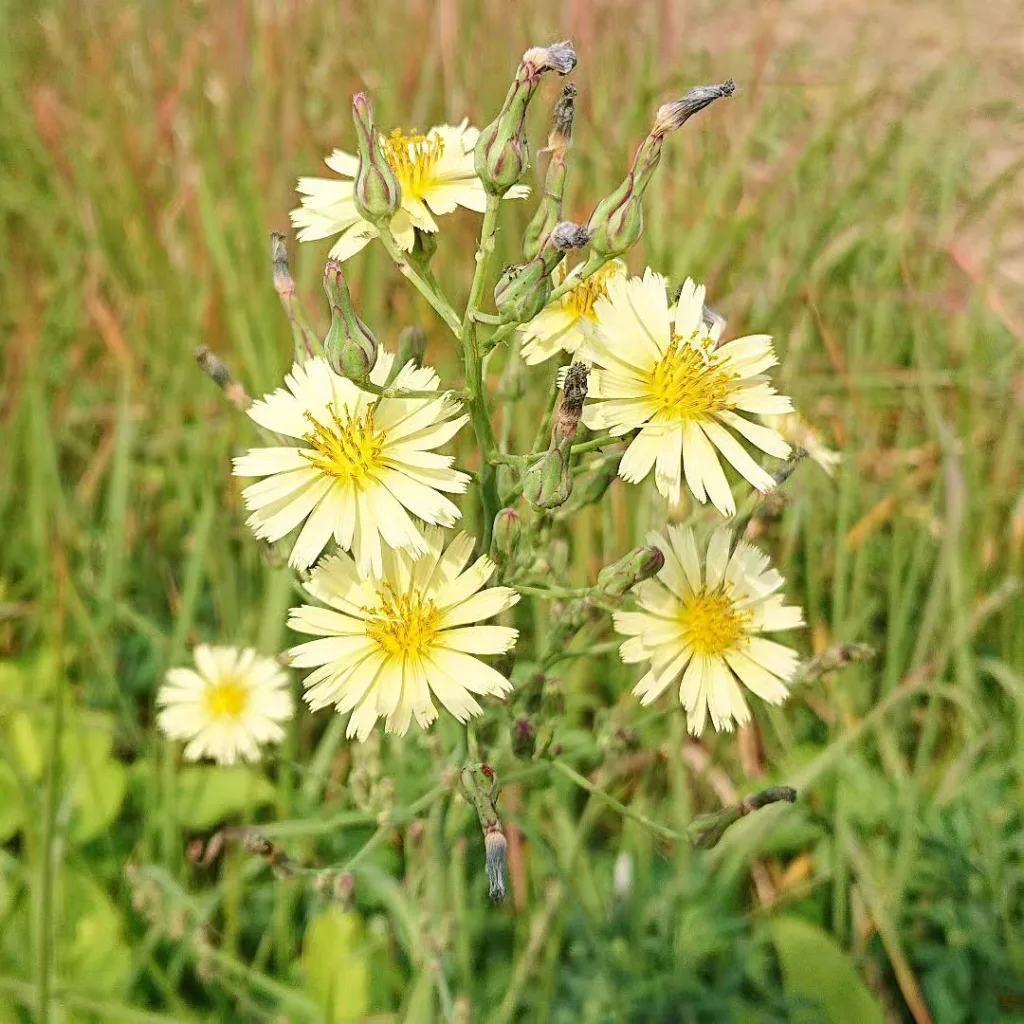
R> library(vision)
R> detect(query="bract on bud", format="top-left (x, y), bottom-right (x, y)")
top-left (588, 79), bottom-right (734, 259)
top-left (323, 260), bottom-right (378, 380)
top-left (523, 440), bottom-right (573, 510)
top-left (352, 93), bottom-right (401, 225)
top-left (491, 508), bottom-right (522, 564)
top-left (523, 83), bottom-right (577, 259)
top-left (475, 41), bottom-right (577, 196)
top-left (596, 545), bottom-right (665, 598)
top-left (495, 221), bottom-right (590, 323)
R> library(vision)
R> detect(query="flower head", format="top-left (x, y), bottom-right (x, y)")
top-left (519, 259), bottom-right (626, 365)
top-left (292, 121), bottom-right (529, 261)
top-left (614, 526), bottom-right (803, 735)
top-left (234, 353), bottom-right (469, 576)
top-left (582, 270), bottom-right (794, 515)
top-left (156, 645), bottom-right (293, 765)
top-left (287, 529), bottom-right (519, 740)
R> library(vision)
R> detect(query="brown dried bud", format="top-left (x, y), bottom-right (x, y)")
top-left (651, 79), bottom-right (736, 137)
top-left (553, 361), bottom-right (589, 444)
top-left (548, 221), bottom-right (591, 251)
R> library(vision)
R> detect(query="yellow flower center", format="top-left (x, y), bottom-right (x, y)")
top-left (564, 263), bottom-right (619, 322)
top-left (380, 129), bottom-right (445, 198)
top-left (679, 588), bottom-right (748, 657)
top-left (302, 405), bottom-right (385, 487)
top-left (364, 584), bottom-right (441, 659)
top-left (648, 335), bottom-right (736, 422)
top-left (205, 677), bottom-right (249, 721)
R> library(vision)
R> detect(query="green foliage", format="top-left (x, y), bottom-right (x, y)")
top-left (1, 1), bottom-right (1022, 1021)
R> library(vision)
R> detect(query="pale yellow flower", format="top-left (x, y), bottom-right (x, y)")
top-left (581, 270), bottom-right (794, 516)
top-left (614, 525), bottom-right (803, 735)
top-left (519, 259), bottom-right (626, 365)
top-left (764, 413), bottom-right (841, 476)
top-left (156, 645), bottom-right (292, 765)
top-left (291, 121), bottom-right (529, 261)
top-left (233, 352), bottom-right (469, 577)
top-left (287, 529), bottom-right (519, 740)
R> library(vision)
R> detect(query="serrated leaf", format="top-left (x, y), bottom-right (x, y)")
top-left (300, 907), bottom-right (371, 1022)
top-left (768, 917), bottom-right (885, 1024)
top-left (174, 765), bottom-right (276, 830)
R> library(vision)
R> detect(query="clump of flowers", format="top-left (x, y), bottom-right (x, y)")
top-left (173, 41), bottom-right (850, 907)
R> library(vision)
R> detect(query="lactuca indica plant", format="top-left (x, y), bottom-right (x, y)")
top-left (168, 41), bottom-right (848, 904)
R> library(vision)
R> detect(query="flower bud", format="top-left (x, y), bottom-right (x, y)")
top-left (323, 260), bottom-right (378, 380)
top-left (495, 221), bottom-right (590, 324)
top-left (523, 440), bottom-right (573, 510)
top-left (490, 508), bottom-right (522, 564)
top-left (510, 716), bottom-right (536, 759)
top-left (412, 227), bottom-right (437, 263)
top-left (352, 93), bottom-right (401, 225)
top-left (523, 83), bottom-right (577, 259)
top-left (475, 41), bottom-right (577, 196)
top-left (596, 545), bottom-right (665, 598)
top-left (588, 79), bottom-right (734, 259)
top-left (395, 324), bottom-right (427, 369)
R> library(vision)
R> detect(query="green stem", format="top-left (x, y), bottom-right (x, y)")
top-left (377, 226), bottom-right (462, 337)
top-left (357, 378), bottom-right (467, 401)
top-left (461, 195), bottom-right (503, 547)
top-left (570, 434), bottom-right (622, 456)
top-left (550, 760), bottom-right (685, 842)
top-left (36, 604), bottom-right (67, 1024)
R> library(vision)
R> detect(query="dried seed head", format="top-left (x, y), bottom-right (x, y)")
top-left (548, 221), bottom-right (591, 252)
top-left (549, 83), bottom-right (577, 148)
top-left (652, 79), bottom-right (736, 137)
top-left (484, 828), bottom-right (508, 903)
top-left (523, 40), bottom-right (578, 77)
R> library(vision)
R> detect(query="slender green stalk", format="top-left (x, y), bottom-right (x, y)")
top-left (550, 761), bottom-right (685, 842)
top-left (461, 195), bottom-right (503, 547)
top-left (357, 378), bottom-right (467, 400)
top-left (377, 226), bottom-right (463, 336)
top-left (36, 552), bottom-right (66, 1024)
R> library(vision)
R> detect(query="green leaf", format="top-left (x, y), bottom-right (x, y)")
top-left (174, 765), bottom-right (277, 830)
top-left (63, 712), bottom-right (128, 843)
top-left (300, 907), bottom-right (371, 1022)
top-left (0, 762), bottom-right (23, 841)
top-left (768, 917), bottom-right (885, 1024)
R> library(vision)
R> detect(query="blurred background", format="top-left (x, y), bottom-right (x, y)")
top-left (2, 0), bottom-right (1023, 1020)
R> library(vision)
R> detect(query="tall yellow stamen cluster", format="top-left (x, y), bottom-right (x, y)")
top-left (302, 405), bottom-right (384, 485)
top-left (380, 129), bottom-right (446, 196)
top-left (363, 583), bottom-right (442, 658)
top-left (679, 589), bottom-right (748, 657)
top-left (649, 336), bottom-right (735, 421)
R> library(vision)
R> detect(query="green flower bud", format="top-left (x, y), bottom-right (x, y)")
top-left (510, 717), bottom-right (536, 759)
top-left (323, 260), bottom-right (378, 380)
top-left (490, 508), bottom-right (522, 564)
top-left (588, 79), bottom-right (734, 259)
top-left (475, 41), bottom-right (577, 196)
top-left (390, 325), bottom-right (427, 384)
top-left (523, 439), bottom-right (573, 510)
top-left (689, 786), bottom-right (796, 849)
top-left (352, 92), bottom-right (401, 225)
top-left (522, 83), bottom-right (576, 260)
top-left (596, 545), bottom-right (665, 598)
top-left (412, 227), bottom-right (437, 263)
top-left (495, 221), bottom-right (590, 324)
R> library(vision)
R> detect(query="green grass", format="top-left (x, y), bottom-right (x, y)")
top-left (1, 1), bottom-right (1023, 1021)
